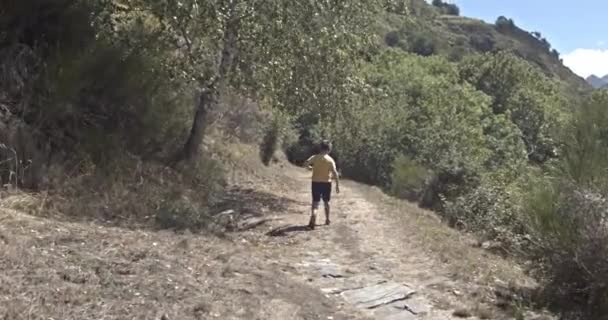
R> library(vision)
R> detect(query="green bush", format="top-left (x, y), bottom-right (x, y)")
top-left (443, 179), bottom-right (528, 247)
top-left (156, 156), bottom-right (226, 231)
top-left (259, 111), bottom-right (296, 166)
top-left (384, 31), bottom-right (401, 47)
top-left (431, 0), bottom-right (460, 16)
top-left (155, 193), bottom-right (212, 230)
top-left (521, 92), bottom-right (608, 317)
top-left (444, 4), bottom-right (460, 16)
top-left (469, 34), bottom-right (495, 52)
top-left (0, 0), bottom-right (193, 177)
top-left (495, 16), bottom-right (516, 32)
top-left (560, 91), bottom-right (608, 189)
top-left (459, 52), bottom-right (565, 164)
top-left (259, 124), bottom-right (280, 166)
top-left (525, 182), bottom-right (608, 317)
top-left (410, 34), bottom-right (436, 56)
top-left (390, 155), bottom-right (430, 201)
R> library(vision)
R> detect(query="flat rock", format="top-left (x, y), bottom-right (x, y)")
top-left (373, 306), bottom-right (418, 320)
top-left (237, 217), bottom-right (274, 231)
top-left (340, 281), bottom-right (416, 309)
top-left (298, 259), bottom-right (346, 278)
top-left (402, 297), bottom-right (431, 315)
top-left (321, 274), bottom-right (386, 294)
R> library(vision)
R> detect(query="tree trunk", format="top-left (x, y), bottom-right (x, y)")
top-left (178, 2), bottom-right (239, 162)
top-left (179, 89), bottom-right (216, 161)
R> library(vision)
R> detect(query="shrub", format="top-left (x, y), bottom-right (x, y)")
top-left (419, 166), bottom-right (481, 211)
top-left (409, 33), bottom-right (436, 56)
top-left (495, 16), bottom-right (516, 32)
top-left (0, 0), bottom-right (193, 185)
top-left (525, 182), bottom-right (608, 317)
top-left (431, 0), bottom-right (460, 16)
top-left (384, 31), bottom-right (401, 47)
top-left (523, 92), bottom-right (608, 317)
top-left (560, 91), bottom-right (608, 189)
top-left (443, 179), bottom-right (528, 249)
top-left (444, 4), bottom-right (460, 16)
top-left (259, 120), bottom-right (280, 166)
top-left (469, 34), bottom-right (495, 52)
top-left (216, 95), bottom-right (267, 143)
top-left (259, 111), bottom-right (296, 166)
top-left (390, 155), bottom-right (430, 201)
top-left (155, 193), bottom-right (211, 230)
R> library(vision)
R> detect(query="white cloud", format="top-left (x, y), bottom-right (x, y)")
top-left (598, 40), bottom-right (606, 47)
top-left (562, 49), bottom-right (608, 78)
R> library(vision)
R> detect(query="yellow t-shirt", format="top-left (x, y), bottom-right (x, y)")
top-left (307, 154), bottom-right (337, 183)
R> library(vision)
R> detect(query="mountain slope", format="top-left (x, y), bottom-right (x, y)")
top-left (587, 74), bottom-right (608, 88)
top-left (380, 0), bottom-right (590, 99)
top-left (587, 75), bottom-right (606, 88)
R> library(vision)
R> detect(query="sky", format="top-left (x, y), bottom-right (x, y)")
top-left (451, 0), bottom-right (608, 78)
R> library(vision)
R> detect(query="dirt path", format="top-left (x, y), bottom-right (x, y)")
top-left (241, 168), bottom-right (494, 320)
top-left (0, 161), bottom-right (550, 319)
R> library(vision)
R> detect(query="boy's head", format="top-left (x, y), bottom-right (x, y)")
top-left (319, 140), bottom-right (332, 154)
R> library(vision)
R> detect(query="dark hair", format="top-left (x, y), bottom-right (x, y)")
top-left (320, 140), bottom-right (332, 152)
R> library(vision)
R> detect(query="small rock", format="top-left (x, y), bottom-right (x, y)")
top-left (453, 308), bottom-right (472, 318)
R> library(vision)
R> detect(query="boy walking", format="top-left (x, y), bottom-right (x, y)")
top-left (304, 140), bottom-right (340, 230)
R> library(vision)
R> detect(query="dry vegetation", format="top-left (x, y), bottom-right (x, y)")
top-left (2, 1), bottom-right (605, 319)
top-left (0, 142), bottom-right (353, 320)
top-left (0, 144), bottom-right (557, 320)
top-left (347, 181), bottom-right (555, 320)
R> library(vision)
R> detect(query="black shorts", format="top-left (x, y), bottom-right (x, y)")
top-left (312, 182), bottom-right (332, 204)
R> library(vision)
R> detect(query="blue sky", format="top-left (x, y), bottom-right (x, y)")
top-left (452, 0), bottom-right (608, 77)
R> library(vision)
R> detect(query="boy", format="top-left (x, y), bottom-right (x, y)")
top-left (304, 140), bottom-right (340, 230)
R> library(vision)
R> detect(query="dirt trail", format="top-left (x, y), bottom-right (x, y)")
top-left (0, 162), bottom-right (548, 319)
top-left (241, 167), bottom-right (491, 320)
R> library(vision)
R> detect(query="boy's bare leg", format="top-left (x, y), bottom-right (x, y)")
top-left (309, 205), bottom-right (317, 229)
top-left (324, 202), bottom-right (330, 225)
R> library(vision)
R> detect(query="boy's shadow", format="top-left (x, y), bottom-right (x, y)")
top-left (267, 224), bottom-right (321, 237)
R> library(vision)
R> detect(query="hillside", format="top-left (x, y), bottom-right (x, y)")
top-left (380, 0), bottom-right (590, 100)
top-left (0, 154), bottom-right (554, 320)
top-left (3, 1), bottom-right (608, 319)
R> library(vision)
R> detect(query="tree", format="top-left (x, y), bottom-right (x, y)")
top-left (444, 3), bottom-right (460, 16)
top-left (495, 16), bottom-right (515, 32)
top-left (131, 0), bottom-right (382, 161)
top-left (458, 52), bottom-right (565, 163)
top-left (431, 0), bottom-right (459, 16)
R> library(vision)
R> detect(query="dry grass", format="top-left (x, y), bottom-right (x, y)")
top-left (0, 144), bottom-right (350, 320)
top-left (0, 207), bottom-right (223, 319)
top-left (0, 138), bottom-right (557, 319)
top-left (0, 139), bottom-right (293, 232)
top-left (347, 182), bottom-right (552, 319)
top-left (0, 206), bottom-right (350, 320)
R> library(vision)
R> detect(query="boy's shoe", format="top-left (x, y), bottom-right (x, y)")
top-left (325, 219), bottom-right (331, 225)
top-left (308, 215), bottom-right (316, 230)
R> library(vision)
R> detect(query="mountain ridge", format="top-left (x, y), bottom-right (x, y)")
top-left (586, 74), bottom-right (608, 88)
top-left (382, 0), bottom-right (591, 100)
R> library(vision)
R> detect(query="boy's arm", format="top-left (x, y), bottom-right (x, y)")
top-left (331, 160), bottom-right (340, 193)
top-left (304, 156), bottom-right (314, 170)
